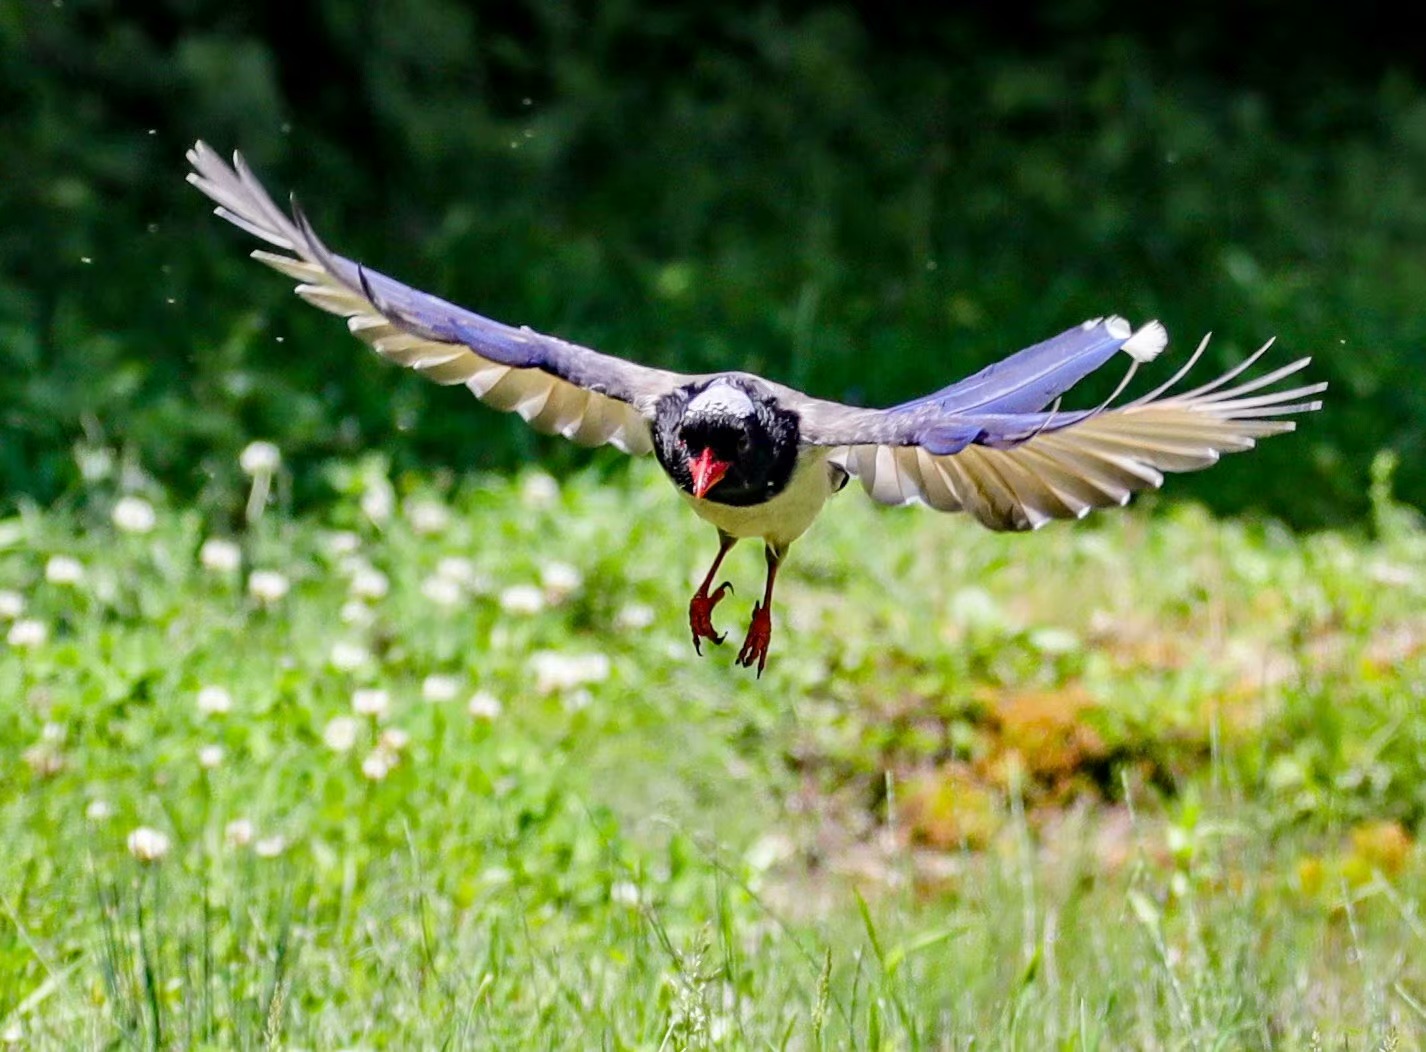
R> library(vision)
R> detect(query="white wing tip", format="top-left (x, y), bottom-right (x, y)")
top-left (1120, 319), bottom-right (1168, 363)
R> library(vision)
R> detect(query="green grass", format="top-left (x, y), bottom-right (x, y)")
top-left (2, 455), bottom-right (1425, 1048)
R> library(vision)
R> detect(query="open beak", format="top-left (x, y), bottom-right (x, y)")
top-left (688, 447), bottom-right (731, 499)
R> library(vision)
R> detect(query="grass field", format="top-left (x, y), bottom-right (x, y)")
top-left (2, 453), bottom-right (1425, 1048)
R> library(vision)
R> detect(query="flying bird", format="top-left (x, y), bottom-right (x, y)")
top-left (187, 142), bottom-right (1325, 675)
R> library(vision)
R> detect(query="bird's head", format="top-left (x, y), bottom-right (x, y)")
top-left (654, 378), bottom-right (800, 505)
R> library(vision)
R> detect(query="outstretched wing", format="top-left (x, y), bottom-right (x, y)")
top-left (790, 317), bottom-right (1325, 531)
top-left (187, 141), bottom-right (694, 455)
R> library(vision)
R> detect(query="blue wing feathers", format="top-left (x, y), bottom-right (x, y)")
top-left (889, 318), bottom-right (1138, 418)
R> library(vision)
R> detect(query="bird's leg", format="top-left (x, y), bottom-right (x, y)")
top-left (737, 545), bottom-right (781, 677)
top-left (689, 532), bottom-right (736, 654)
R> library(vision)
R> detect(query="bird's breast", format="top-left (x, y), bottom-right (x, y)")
top-left (678, 447), bottom-right (838, 549)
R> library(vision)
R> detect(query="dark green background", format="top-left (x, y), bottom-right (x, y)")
top-left (5, 1), bottom-right (1423, 524)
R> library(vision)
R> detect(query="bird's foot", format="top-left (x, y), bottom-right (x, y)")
top-left (689, 581), bottom-right (733, 654)
top-left (736, 602), bottom-right (773, 677)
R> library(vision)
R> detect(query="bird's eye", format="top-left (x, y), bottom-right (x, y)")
top-left (737, 433), bottom-right (753, 455)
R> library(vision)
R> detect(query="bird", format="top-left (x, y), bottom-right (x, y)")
top-left (187, 142), bottom-right (1325, 675)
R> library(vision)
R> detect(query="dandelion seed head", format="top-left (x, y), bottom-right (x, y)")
top-left (247, 569), bottom-right (290, 603)
top-left (324, 531), bottom-right (362, 556)
top-left (127, 826), bottom-right (171, 862)
top-left (323, 715), bottom-right (361, 752)
top-left (352, 688), bottom-right (390, 719)
top-left (614, 602), bottom-right (656, 631)
top-left (361, 749), bottom-right (394, 781)
top-left (239, 440), bottom-right (281, 476)
top-left (521, 472), bottom-right (560, 508)
top-left (421, 674), bottom-right (460, 703)
top-left (225, 818), bottom-right (255, 847)
top-left (0, 591), bottom-right (24, 619)
top-left (540, 561), bottom-right (583, 603)
top-left (44, 555), bottom-right (84, 585)
top-left (378, 727), bottom-right (410, 752)
top-left (6, 620), bottom-right (47, 648)
top-left (499, 584), bottom-right (545, 616)
top-left (339, 599), bottom-right (375, 626)
top-left (111, 495), bottom-right (157, 534)
top-left (348, 565), bottom-right (389, 600)
top-left (86, 799), bottom-right (113, 821)
top-left (405, 499), bottom-right (451, 535)
top-left (360, 482), bottom-right (395, 524)
top-left (420, 575), bottom-right (463, 608)
top-left (196, 685), bottom-right (233, 715)
top-left (199, 538), bottom-right (242, 573)
top-left (467, 691), bottom-right (503, 721)
top-left (22, 743), bottom-right (64, 776)
top-left (610, 881), bottom-right (641, 908)
top-left (530, 651), bottom-right (611, 694)
top-left (435, 555), bottom-right (483, 588)
top-left (329, 640), bottom-right (371, 671)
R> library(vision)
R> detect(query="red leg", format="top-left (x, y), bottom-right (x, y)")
top-left (689, 533), bottom-right (736, 655)
top-left (737, 546), bottom-right (780, 677)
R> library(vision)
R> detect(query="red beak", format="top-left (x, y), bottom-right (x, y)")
top-left (688, 447), bottom-right (730, 499)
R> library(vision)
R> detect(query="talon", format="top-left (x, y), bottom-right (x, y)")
top-left (736, 601), bottom-right (773, 676)
top-left (689, 581), bottom-right (732, 654)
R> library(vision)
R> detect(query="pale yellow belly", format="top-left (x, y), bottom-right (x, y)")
top-left (678, 448), bottom-right (837, 553)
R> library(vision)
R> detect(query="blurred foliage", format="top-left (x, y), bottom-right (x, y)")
top-left (4, 1), bottom-right (1424, 524)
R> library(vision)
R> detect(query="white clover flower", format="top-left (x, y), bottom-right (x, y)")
top-left (44, 555), bottom-right (84, 586)
top-left (614, 602), bottom-right (656, 631)
top-left (361, 749), bottom-right (394, 781)
top-left (22, 743), bottom-right (63, 776)
top-left (420, 575), bottom-right (463, 608)
top-left (198, 744), bottom-right (225, 769)
top-left (329, 641), bottom-right (371, 671)
top-left (41, 722), bottom-right (65, 743)
top-left (199, 538), bottom-right (242, 573)
top-left (360, 481), bottom-right (395, 524)
top-left (467, 691), bottom-right (503, 721)
top-left (111, 495), bottom-right (156, 534)
top-left (239, 440), bottom-right (281, 476)
top-left (351, 688), bottom-right (390, 719)
top-left (74, 443), bottom-right (115, 482)
top-left (540, 562), bottom-right (583, 603)
top-left (196, 685), bottom-right (233, 716)
top-left (421, 674), bottom-right (460, 703)
top-left (6, 620), bottom-right (47, 648)
top-left (378, 727), bottom-right (410, 752)
top-left (127, 827), bottom-right (171, 862)
top-left (405, 499), bottom-right (451, 535)
top-left (530, 651), bottom-right (611, 695)
top-left (254, 835), bottom-right (287, 858)
top-left (324, 530), bottom-right (361, 556)
top-left (521, 471), bottom-right (560, 508)
top-left (86, 799), bottom-right (113, 821)
top-left (610, 881), bottom-right (641, 908)
top-left (225, 818), bottom-right (255, 847)
top-left (0, 590), bottom-right (24, 619)
top-left (435, 555), bottom-right (479, 586)
top-left (323, 715), bottom-right (361, 752)
top-left (247, 569), bottom-right (290, 604)
top-left (348, 565), bottom-right (389, 600)
top-left (499, 584), bottom-right (545, 616)
top-left (339, 600), bottom-right (375, 626)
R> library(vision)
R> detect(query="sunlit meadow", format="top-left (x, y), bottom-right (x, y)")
top-left (2, 446), bottom-right (1425, 1048)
